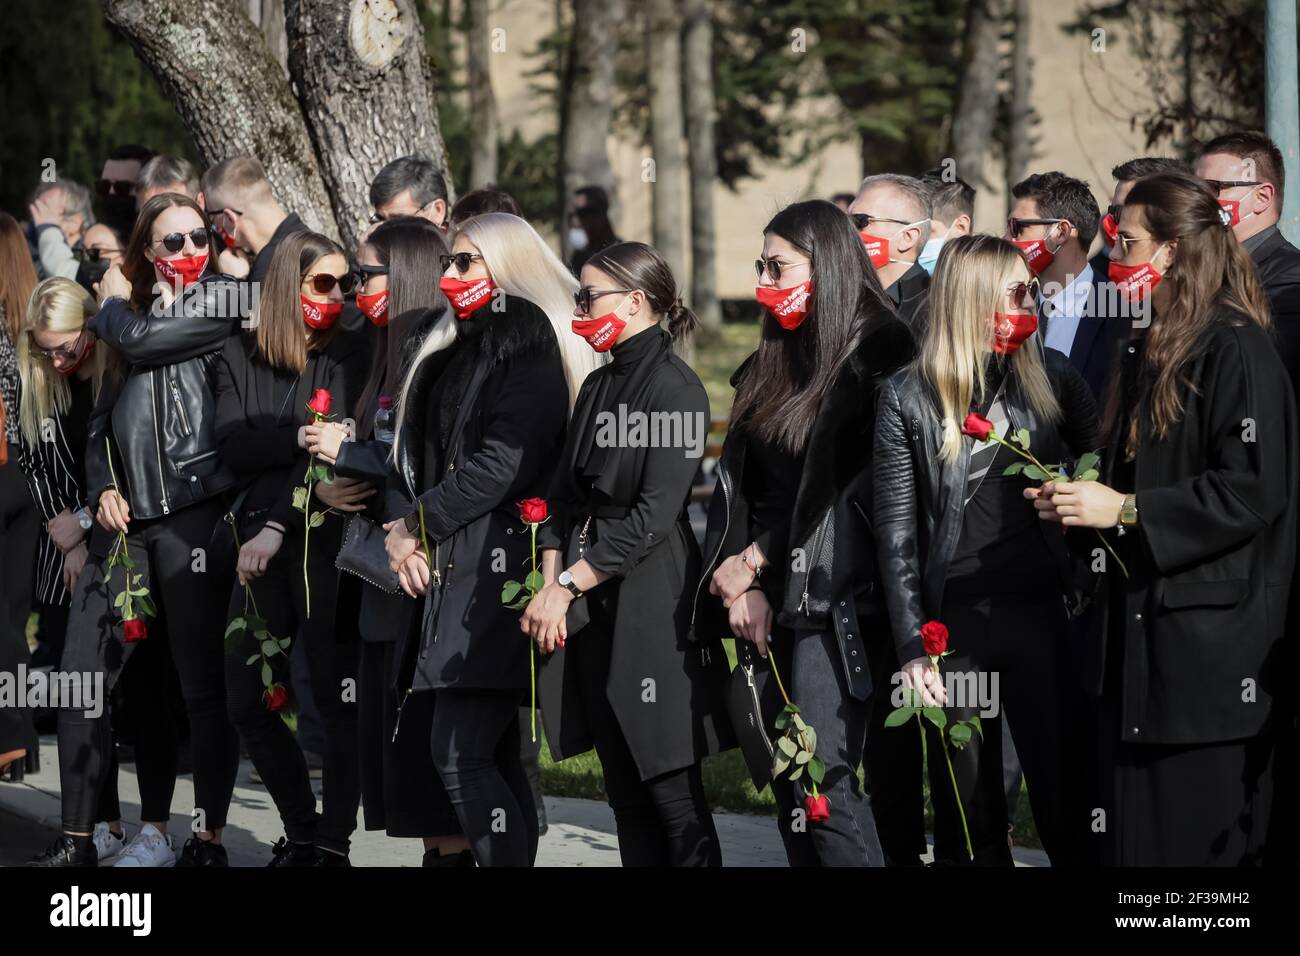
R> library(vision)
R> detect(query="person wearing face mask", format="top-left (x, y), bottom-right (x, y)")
top-left (30, 193), bottom-right (243, 868)
top-left (382, 212), bottom-right (602, 867)
top-left (521, 241), bottom-right (733, 866)
top-left (1034, 172), bottom-right (1296, 866)
top-left (200, 156), bottom-right (309, 285)
top-left (874, 235), bottom-right (1100, 866)
top-left (97, 144), bottom-right (155, 240)
top-left (213, 231), bottom-right (369, 867)
top-left (918, 169), bottom-right (976, 276)
top-left (847, 173), bottom-right (933, 332)
top-left (1087, 157), bottom-right (1190, 279)
top-left (696, 200), bottom-right (913, 867)
top-left (1006, 172), bottom-right (1120, 400)
top-left (567, 185), bottom-right (620, 275)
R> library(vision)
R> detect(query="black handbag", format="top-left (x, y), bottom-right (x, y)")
top-left (335, 513), bottom-right (402, 593)
top-left (726, 639), bottom-right (779, 791)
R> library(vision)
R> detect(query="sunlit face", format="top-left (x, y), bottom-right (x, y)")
top-left (144, 204), bottom-right (207, 271)
top-left (300, 252), bottom-right (350, 305)
top-left (1112, 204), bottom-right (1166, 268)
top-left (756, 233), bottom-right (812, 290)
top-left (575, 264), bottom-right (636, 319)
top-left (1000, 260), bottom-right (1036, 316)
top-left (374, 188), bottom-right (446, 229)
top-left (1005, 197), bottom-right (1067, 248)
top-left (847, 184), bottom-right (924, 255)
top-left (31, 327), bottom-right (90, 374)
top-left (444, 234), bottom-right (491, 282)
top-left (355, 241), bottom-right (388, 296)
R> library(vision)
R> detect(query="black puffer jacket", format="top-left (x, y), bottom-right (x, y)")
top-left (85, 274), bottom-right (242, 519)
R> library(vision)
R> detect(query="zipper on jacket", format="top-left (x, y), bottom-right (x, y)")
top-left (169, 370), bottom-right (192, 436)
top-left (690, 462), bottom-right (733, 631)
top-left (150, 370), bottom-right (170, 514)
top-left (797, 511), bottom-right (831, 616)
top-left (391, 688), bottom-right (413, 742)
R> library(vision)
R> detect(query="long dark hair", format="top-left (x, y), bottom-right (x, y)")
top-left (354, 216), bottom-right (449, 427)
top-left (255, 231), bottom-right (345, 374)
top-left (1102, 171), bottom-right (1270, 457)
top-left (0, 212), bottom-right (38, 342)
top-left (123, 193), bottom-right (212, 311)
top-left (584, 240), bottom-right (697, 341)
top-left (730, 199), bottom-right (894, 454)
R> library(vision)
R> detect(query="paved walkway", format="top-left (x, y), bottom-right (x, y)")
top-left (1, 736), bottom-right (1047, 867)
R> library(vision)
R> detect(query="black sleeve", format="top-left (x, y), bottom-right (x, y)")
top-left (537, 377), bottom-right (601, 554)
top-left (334, 438), bottom-right (393, 485)
top-left (88, 280), bottom-right (238, 367)
top-left (83, 374), bottom-right (122, 509)
top-left (1056, 358), bottom-right (1102, 456)
top-left (213, 342), bottom-right (300, 477)
top-left (581, 380), bottom-right (710, 578)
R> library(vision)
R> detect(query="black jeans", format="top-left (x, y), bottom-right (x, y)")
top-left (428, 687), bottom-right (538, 867)
top-left (58, 499), bottom-right (239, 833)
top-left (224, 513), bottom-right (360, 853)
top-left (0, 450), bottom-right (38, 755)
top-left (574, 618), bottom-right (720, 866)
top-left (864, 630), bottom-right (927, 866)
top-left (767, 625), bottom-right (885, 867)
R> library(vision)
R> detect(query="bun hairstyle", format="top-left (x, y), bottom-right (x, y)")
top-left (583, 240), bottom-right (698, 341)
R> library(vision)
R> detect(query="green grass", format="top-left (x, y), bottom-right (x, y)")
top-left (686, 320), bottom-right (760, 419)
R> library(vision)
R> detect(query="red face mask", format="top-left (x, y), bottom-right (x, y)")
top-left (55, 337), bottom-right (96, 377)
top-left (439, 275), bottom-right (496, 319)
top-left (1108, 253), bottom-right (1165, 303)
top-left (572, 310), bottom-right (626, 352)
top-left (859, 232), bottom-right (892, 270)
top-left (300, 295), bottom-right (342, 330)
top-left (356, 289), bottom-right (389, 327)
top-left (1217, 193), bottom-right (1258, 228)
top-left (1009, 238), bottom-right (1055, 276)
top-left (154, 251), bottom-right (209, 288)
top-left (755, 281), bottom-right (813, 331)
top-left (1100, 213), bottom-right (1119, 248)
top-left (991, 312), bottom-right (1038, 355)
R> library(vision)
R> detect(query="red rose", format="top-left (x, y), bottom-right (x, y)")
top-left (961, 412), bottom-right (993, 441)
top-left (921, 620), bottom-right (949, 657)
top-left (518, 497), bottom-right (548, 524)
top-left (263, 683), bottom-right (289, 712)
top-left (804, 792), bottom-right (831, 824)
top-left (122, 617), bottom-right (147, 643)
top-left (307, 389), bottom-right (332, 417)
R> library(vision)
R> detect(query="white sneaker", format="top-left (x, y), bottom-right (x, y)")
top-left (93, 822), bottom-right (126, 864)
top-left (113, 823), bottom-right (176, 867)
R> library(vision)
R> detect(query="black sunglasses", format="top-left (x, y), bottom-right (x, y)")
top-left (1007, 278), bottom-right (1041, 309)
top-left (1202, 179), bottom-right (1262, 194)
top-left (440, 252), bottom-right (484, 274)
top-left (151, 228), bottom-right (210, 253)
top-left (96, 178), bottom-right (134, 198)
top-left (302, 271), bottom-right (357, 295)
top-left (849, 212), bottom-right (909, 232)
top-left (1105, 204), bottom-right (1122, 221)
top-left (1006, 217), bottom-right (1063, 239)
top-left (574, 287), bottom-right (633, 313)
top-left (32, 330), bottom-right (88, 362)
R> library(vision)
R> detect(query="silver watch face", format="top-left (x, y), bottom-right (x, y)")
top-left (558, 570), bottom-right (573, 587)
top-left (78, 510), bottom-right (93, 529)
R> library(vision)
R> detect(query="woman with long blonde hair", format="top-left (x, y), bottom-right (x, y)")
top-left (873, 234), bottom-right (1099, 866)
top-left (381, 212), bottom-right (597, 866)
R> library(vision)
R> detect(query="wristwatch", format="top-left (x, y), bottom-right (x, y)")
top-left (76, 506), bottom-right (94, 531)
top-left (1117, 493), bottom-right (1138, 533)
top-left (404, 512), bottom-right (421, 535)
top-left (557, 569), bottom-right (583, 598)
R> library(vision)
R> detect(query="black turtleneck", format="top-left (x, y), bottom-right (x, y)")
top-left (574, 324), bottom-right (666, 482)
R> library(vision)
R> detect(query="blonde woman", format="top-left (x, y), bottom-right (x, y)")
top-left (380, 212), bottom-right (601, 866)
top-left (872, 234), bottom-right (1099, 866)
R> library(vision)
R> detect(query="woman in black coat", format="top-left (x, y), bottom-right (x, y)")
top-left (1035, 172), bottom-right (1296, 865)
top-left (523, 241), bottom-right (734, 866)
top-left (382, 212), bottom-right (601, 866)
top-left (695, 200), bottom-right (915, 867)
top-left (873, 235), bottom-right (1100, 866)
top-left (214, 230), bottom-right (369, 866)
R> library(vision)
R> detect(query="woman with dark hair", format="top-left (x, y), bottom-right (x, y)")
top-left (523, 240), bottom-right (734, 866)
top-left (696, 199), bottom-right (915, 866)
top-left (32, 193), bottom-right (242, 867)
top-left (214, 231), bottom-right (369, 865)
top-left (450, 186), bottom-right (524, 227)
top-left (1034, 171), bottom-right (1296, 865)
top-left (568, 186), bottom-right (619, 274)
top-left (300, 216), bottom-right (468, 864)
top-left (872, 234), bottom-right (1100, 866)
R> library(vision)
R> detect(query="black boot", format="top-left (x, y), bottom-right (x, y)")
top-left (27, 834), bottom-right (97, 867)
top-left (266, 836), bottom-right (316, 867)
top-left (176, 836), bottom-right (229, 867)
top-left (310, 846), bottom-right (351, 867)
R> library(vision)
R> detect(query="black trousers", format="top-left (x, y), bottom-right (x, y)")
top-left (573, 618), bottom-right (721, 867)
top-left (428, 686), bottom-right (538, 867)
top-left (58, 498), bottom-right (239, 833)
top-left (224, 513), bottom-right (360, 853)
top-left (0, 450), bottom-right (38, 755)
top-left (864, 631), bottom-right (927, 866)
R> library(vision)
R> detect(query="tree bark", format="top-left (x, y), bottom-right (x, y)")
top-left (284, 0), bottom-right (452, 250)
top-left (645, 0), bottom-right (687, 283)
top-left (247, 0), bottom-right (289, 75)
top-left (682, 0), bottom-right (719, 339)
top-left (560, 0), bottom-right (623, 256)
top-left (1004, 0), bottom-right (1031, 198)
top-left (949, 0), bottom-right (1004, 189)
top-left (466, 0), bottom-right (498, 188)
top-left (103, 0), bottom-right (336, 237)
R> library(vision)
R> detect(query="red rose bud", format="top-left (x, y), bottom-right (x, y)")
top-left (263, 683), bottom-right (289, 712)
top-left (122, 617), bottom-right (148, 643)
top-left (804, 792), bottom-right (831, 824)
top-left (961, 412), bottom-right (994, 441)
top-left (921, 620), bottom-right (949, 657)
top-left (308, 389), bottom-right (332, 417)
top-left (518, 497), bottom-right (548, 524)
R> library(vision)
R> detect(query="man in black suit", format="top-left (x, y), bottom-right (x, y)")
top-left (847, 174), bottom-right (932, 332)
top-left (1007, 171), bottom-right (1120, 400)
top-left (1088, 156), bottom-right (1191, 279)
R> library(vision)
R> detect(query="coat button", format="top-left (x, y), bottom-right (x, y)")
top-left (850, 649), bottom-right (857, 656)
top-left (840, 600), bottom-right (846, 606)
top-left (190, 475), bottom-right (197, 483)
top-left (854, 666), bottom-right (861, 672)
top-left (647, 532), bottom-right (655, 540)
top-left (846, 633), bottom-right (853, 640)
top-left (1131, 726), bottom-right (1140, 735)
top-left (1134, 612), bottom-right (1143, 622)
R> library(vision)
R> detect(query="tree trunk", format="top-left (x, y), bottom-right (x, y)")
top-left (949, 0), bottom-right (1004, 189)
top-left (1004, 0), bottom-right (1031, 198)
top-left (103, 0), bottom-right (337, 237)
top-left (645, 0), bottom-right (686, 283)
top-left (560, 0), bottom-right (623, 256)
top-left (682, 0), bottom-right (719, 339)
top-left (247, 0), bottom-right (289, 75)
top-left (466, 0), bottom-right (498, 188)
top-left (284, 0), bottom-right (452, 250)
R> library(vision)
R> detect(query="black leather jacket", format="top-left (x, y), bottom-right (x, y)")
top-left (86, 275), bottom-right (241, 520)
top-left (872, 346), bottom-right (1100, 663)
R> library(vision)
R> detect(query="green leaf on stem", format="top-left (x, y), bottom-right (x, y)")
top-left (1014, 428), bottom-right (1031, 449)
top-left (260, 639), bottom-right (278, 657)
top-left (922, 706), bottom-right (948, 729)
top-left (776, 735), bottom-right (797, 757)
top-left (1077, 468), bottom-right (1099, 482)
top-left (261, 661), bottom-right (272, 687)
top-left (884, 707), bottom-right (917, 728)
top-left (1074, 452), bottom-right (1100, 477)
top-left (1023, 464), bottom-right (1052, 481)
top-left (967, 715), bottom-right (984, 739)
top-left (794, 749), bottom-right (812, 765)
top-left (113, 591), bottom-right (128, 609)
top-left (791, 714), bottom-right (807, 732)
top-left (789, 764), bottom-right (803, 781)
top-left (292, 486), bottom-right (308, 512)
top-left (225, 617), bottom-right (246, 639)
top-left (949, 723), bottom-right (973, 747)
top-left (309, 512), bottom-right (325, 528)
top-left (772, 752), bottom-right (791, 777)
top-left (245, 654), bottom-right (260, 666)
top-left (1002, 461), bottom-right (1026, 476)
top-left (774, 712), bottom-right (790, 730)
top-left (807, 756), bottom-right (826, 785)
top-left (524, 569), bottom-right (544, 593)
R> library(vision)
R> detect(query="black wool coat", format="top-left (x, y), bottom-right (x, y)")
top-left (535, 326), bottom-right (735, 781)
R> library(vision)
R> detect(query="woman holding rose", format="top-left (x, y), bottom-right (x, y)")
top-left (522, 241), bottom-right (734, 866)
top-left (213, 230), bottom-right (369, 866)
top-left (872, 234), bottom-right (1099, 866)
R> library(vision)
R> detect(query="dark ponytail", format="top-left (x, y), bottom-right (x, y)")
top-left (585, 240), bottom-right (695, 341)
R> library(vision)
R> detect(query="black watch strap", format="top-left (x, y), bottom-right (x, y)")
top-left (404, 512), bottom-right (421, 534)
